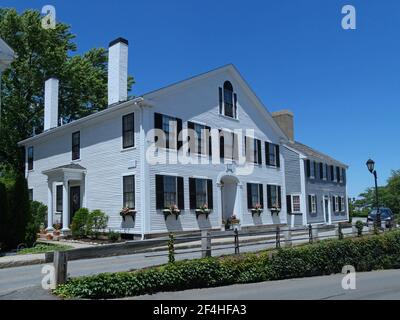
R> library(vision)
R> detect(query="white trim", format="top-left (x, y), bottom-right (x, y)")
top-left (299, 156), bottom-right (307, 226)
top-left (289, 194), bottom-right (302, 214)
top-left (310, 194), bottom-right (317, 214)
top-left (53, 182), bottom-right (63, 214)
top-left (322, 195), bottom-right (331, 225)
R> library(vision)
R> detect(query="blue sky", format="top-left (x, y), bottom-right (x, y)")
top-left (3, 0), bottom-right (400, 197)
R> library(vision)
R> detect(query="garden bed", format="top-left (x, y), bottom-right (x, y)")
top-left (54, 230), bottom-right (400, 299)
top-left (17, 243), bottom-right (73, 255)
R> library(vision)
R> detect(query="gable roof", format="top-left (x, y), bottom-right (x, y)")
top-left (19, 64), bottom-right (289, 146)
top-left (287, 141), bottom-right (348, 168)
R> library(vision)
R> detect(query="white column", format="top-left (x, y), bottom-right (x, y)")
top-left (234, 183), bottom-right (243, 223)
top-left (46, 180), bottom-right (54, 231)
top-left (62, 179), bottom-right (70, 232)
top-left (217, 183), bottom-right (223, 230)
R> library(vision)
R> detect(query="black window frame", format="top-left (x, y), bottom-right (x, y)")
top-left (28, 146), bottom-right (34, 171)
top-left (265, 142), bottom-right (280, 167)
top-left (122, 113), bottom-right (135, 149)
top-left (72, 131), bottom-right (80, 160)
top-left (267, 184), bottom-right (282, 209)
top-left (154, 113), bottom-right (182, 150)
top-left (245, 137), bottom-right (262, 165)
top-left (123, 175), bottom-right (135, 209)
top-left (247, 183), bottom-right (264, 209)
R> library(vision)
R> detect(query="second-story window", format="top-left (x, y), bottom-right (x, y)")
top-left (267, 185), bottom-right (282, 209)
top-left (122, 113), bottom-right (135, 149)
top-left (219, 130), bottom-right (239, 161)
top-left (187, 122), bottom-right (211, 156)
top-left (154, 113), bottom-right (182, 150)
top-left (27, 146), bottom-right (34, 171)
top-left (338, 167), bottom-right (344, 183)
top-left (72, 131), bottom-right (80, 160)
top-left (307, 160), bottom-right (317, 179)
top-left (245, 137), bottom-right (262, 164)
top-left (219, 81), bottom-right (237, 119)
top-left (265, 142), bottom-right (280, 167)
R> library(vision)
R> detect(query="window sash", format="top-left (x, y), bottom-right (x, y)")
top-left (270, 186), bottom-right (278, 208)
top-left (311, 195), bottom-right (317, 213)
top-left (335, 196), bottom-right (339, 212)
top-left (28, 147), bottom-right (34, 170)
top-left (123, 175), bottom-right (135, 209)
top-left (164, 176), bottom-right (177, 208)
top-left (249, 184), bottom-right (261, 208)
top-left (72, 131), bottom-right (80, 160)
top-left (122, 114), bottom-right (134, 149)
top-left (195, 179), bottom-right (207, 208)
top-left (292, 195), bottom-right (301, 213)
top-left (269, 144), bottom-right (276, 166)
top-left (56, 185), bottom-right (63, 212)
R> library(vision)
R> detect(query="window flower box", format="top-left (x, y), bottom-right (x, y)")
top-left (251, 204), bottom-right (263, 217)
top-left (163, 204), bottom-right (181, 221)
top-left (120, 208), bottom-right (136, 221)
top-left (195, 203), bottom-right (212, 219)
top-left (270, 207), bottom-right (281, 215)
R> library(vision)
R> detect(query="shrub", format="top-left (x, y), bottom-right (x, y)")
top-left (86, 210), bottom-right (108, 239)
top-left (107, 230), bottom-right (120, 242)
top-left (0, 182), bottom-right (9, 249)
top-left (355, 220), bottom-right (364, 237)
top-left (25, 201), bottom-right (47, 243)
top-left (55, 230), bottom-right (400, 299)
top-left (71, 208), bottom-right (90, 238)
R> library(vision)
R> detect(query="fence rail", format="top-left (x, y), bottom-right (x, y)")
top-left (49, 221), bottom-right (396, 285)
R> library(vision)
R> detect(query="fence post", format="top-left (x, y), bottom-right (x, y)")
top-left (312, 225), bottom-right (319, 242)
top-left (168, 233), bottom-right (175, 263)
top-left (276, 226), bottom-right (281, 248)
top-left (283, 228), bottom-right (292, 247)
top-left (201, 230), bottom-right (212, 258)
top-left (336, 223), bottom-right (343, 240)
top-left (308, 224), bottom-right (313, 243)
top-left (53, 251), bottom-right (68, 286)
top-left (234, 229), bottom-right (240, 255)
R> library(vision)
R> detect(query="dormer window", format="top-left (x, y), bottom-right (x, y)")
top-left (219, 81), bottom-right (237, 119)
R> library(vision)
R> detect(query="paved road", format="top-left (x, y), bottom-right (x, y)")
top-left (132, 269), bottom-right (400, 300)
top-left (0, 227), bottom-right (359, 300)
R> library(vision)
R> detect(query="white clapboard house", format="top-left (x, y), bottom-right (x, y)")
top-left (19, 38), bottom-right (348, 239)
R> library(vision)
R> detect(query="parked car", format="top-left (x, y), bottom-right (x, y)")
top-left (367, 208), bottom-right (394, 227)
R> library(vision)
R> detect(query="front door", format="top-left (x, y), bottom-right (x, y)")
top-left (324, 197), bottom-right (330, 224)
top-left (70, 186), bottom-right (81, 224)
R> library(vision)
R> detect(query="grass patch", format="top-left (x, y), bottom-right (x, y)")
top-left (54, 230), bottom-right (400, 299)
top-left (17, 243), bottom-right (73, 255)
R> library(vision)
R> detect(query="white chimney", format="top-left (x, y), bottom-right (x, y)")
top-left (44, 77), bottom-right (59, 131)
top-left (108, 37), bottom-right (128, 106)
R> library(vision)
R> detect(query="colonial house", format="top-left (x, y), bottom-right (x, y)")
top-left (18, 37), bottom-right (348, 239)
top-left (272, 111), bottom-right (349, 228)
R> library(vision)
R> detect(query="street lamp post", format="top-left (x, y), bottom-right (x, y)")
top-left (366, 159), bottom-right (381, 229)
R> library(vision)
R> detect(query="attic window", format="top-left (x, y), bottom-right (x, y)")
top-left (219, 81), bottom-right (237, 119)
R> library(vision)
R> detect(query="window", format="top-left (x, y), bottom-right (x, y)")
top-left (245, 137), bottom-right (262, 164)
top-left (291, 195), bottom-right (301, 213)
top-left (309, 195), bottom-right (317, 213)
top-left (155, 175), bottom-right (184, 210)
top-left (154, 113), bottom-right (182, 150)
top-left (28, 146), bottom-right (34, 170)
top-left (320, 163), bottom-right (327, 180)
top-left (219, 130), bottom-right (239, 160)
top-left (189, 178), bottom-right (213, 209)
top-left (221, 81), bottom-right (237, 118)
top-left (122, 113), bottom-right (134, 149)
top-left (339, 167), bottom-right (344, 183)
top-left (247, 183), bottom-right (264, 209)
top-left (123, 175), bottom-right (135, 209)
top-left (72, 131), bottom-right (80, 160)
top-left (332, 196), bottom-right (340, 212)
top-left (330, 165), bottom-right (336, 182)
top-left (267, 185), bottom-right (282, 209)
top-left (28, 189), bottom-right (33, 201)
top-left (56, 185), bottom-right (63, 212)
top-left (340, 197), bottom-right (345, 212)
top-left (187, 122), bottom-right (211, 156)
top-left (265, 142), bottom-right (280, 167)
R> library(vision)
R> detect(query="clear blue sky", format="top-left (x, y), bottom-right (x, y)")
top-left (3, 0), bottom-right (400, 197)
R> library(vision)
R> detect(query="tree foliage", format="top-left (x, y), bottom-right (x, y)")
top-left (0, 8), bottom-right (134, 171)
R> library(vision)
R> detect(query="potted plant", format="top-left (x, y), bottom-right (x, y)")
top-left (230, 214), bottom-right (241, 231)
top-left (120, 207), bottom-right (136, 221)
top-left (53, 223), bottom-right (62, 236)
top-left (163, 204), bottom-right (181, 221)
top-left (39, 223), bottom-right (47, 235)
top-left (46, 233), bottom-right (53, 240)
top-left (251, 203), bottom-right (263, 216)
top-left (196, 203), bottom-right (211, 219)
top-left (270, 205), bottom-right (281, 215)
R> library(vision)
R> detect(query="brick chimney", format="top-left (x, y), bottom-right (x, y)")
top-left (108, 37), bottom-right (128, 106)
top-left (272, 110), bottom-right (294, 141)
top-left (44, 77), bottom-right (59, 131)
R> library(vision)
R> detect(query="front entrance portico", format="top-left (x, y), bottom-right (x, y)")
top-left (217, 172), bottom-right (242, 226)
top-left (43, 164), bottom-right (86, 234)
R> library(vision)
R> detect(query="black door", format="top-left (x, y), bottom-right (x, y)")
top-left (70, 186), bottom-right (81, 224)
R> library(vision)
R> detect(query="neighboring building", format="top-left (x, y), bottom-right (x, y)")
top-left (18, 37), bottom-right (348, 239)
top-left (273, 111), bottom-right (349, 227)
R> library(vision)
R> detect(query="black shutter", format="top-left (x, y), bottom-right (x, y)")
top-left (287, 195), bottom-right (292, 214)
top-left (189, 178), bottom-right (196, 210)
top-left (320, 163), bottom-right (324, 179)
top-left (219, 130), bottom-right (224, 159)
top-left (330, 166), bottom-right (334, 181)
top-left (278, 186), bottom-right (282, 208)
top-left (267, 185), bottom-right (272, 208)
top-left (259, 184), bottom-right (264, 208)
top-left (265, 142), bottom-right (270, 166)
top-left (177, 176), bottom-right (184, 210)
top-left (219, 87), bottom-right (223, 114)
top-left (205, 125), bottom-right (212, 157)
top-left (233, 133), bottom-right (239, 160)
top-left (332, 196), bottom-right (336, 212)
top-left (336, 167), bottom-right (340, 183)
top-left (308, 195), bottom-right (312, 213)
top-left (257, 140), bottom-right (262, 164)
top-left (154, 113), bottom-right (163, 148)
top-left (233, 93), bottom-right (237, 118)
top-left (207, 179), bottom-right (213, 209)
top-left (155, 175), bottom-right (164, 209)
top-left (187, 121), bottom-right (195, 154)
top-left (314, 162), bottom-right (318, 179)
top-left (306, 160), bottom-right (311, 177)
top-left (176, 118), bottom-right (182, 151)
top-left (343, 168), bottom-right (346, 184)
top-left (338, 196), bottom-right (342, 212)
top-left (247, 183), bottom-right (252, 209)
top-left (275, 145), bottom-right (280, 167)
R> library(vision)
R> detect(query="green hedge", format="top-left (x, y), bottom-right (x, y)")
top-left (54, 231), bottom-right (400, 299)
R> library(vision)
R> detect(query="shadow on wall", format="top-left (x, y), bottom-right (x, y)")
top-left (121, 215), bottom-right (136, 229)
